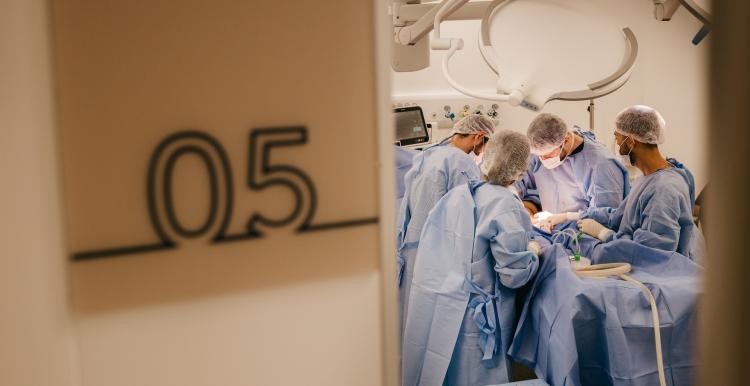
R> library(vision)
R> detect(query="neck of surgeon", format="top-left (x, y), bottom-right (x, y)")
top-left (561, 132), bottom-right (584, 159)
top-left (632, 142), bottom-right (672, 176)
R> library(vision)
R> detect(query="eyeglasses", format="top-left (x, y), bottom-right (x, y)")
top-left (540, 144), bottom-right (562, 158)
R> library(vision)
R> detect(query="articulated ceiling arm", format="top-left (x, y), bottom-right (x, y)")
top-left (653, 0), bottom-right (712, 44)
top-left (390, 0), bottom-right (710, 108)
top-left (392, 0), bottom-right (492, 45)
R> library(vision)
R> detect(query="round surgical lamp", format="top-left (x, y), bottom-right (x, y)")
top-left (436, 0), bottom-right (639, 110)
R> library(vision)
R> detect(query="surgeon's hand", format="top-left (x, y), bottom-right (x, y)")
top-left (522, 201), bottom-right (539, 218)
top-left (531, 211), bottom-right (552, 232)
top-left (535, 212), bottom-right (580, 232)
top-left (577, 219), bottom-right (615, 241)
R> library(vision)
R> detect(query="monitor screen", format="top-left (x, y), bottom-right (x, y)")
top-left (394, 106), bottom-right (429, 146)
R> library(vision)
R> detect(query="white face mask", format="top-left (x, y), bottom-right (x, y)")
top-left (470, 134), bottom-right (485, 165)
top-left (540, 135), bottom-right (569, 169)
top-left (540, 155), bottom-right (562, 170)
top-left (616, 136), bottom-right (633, 167)
top-left (472, 151), bottom-right (484, 166)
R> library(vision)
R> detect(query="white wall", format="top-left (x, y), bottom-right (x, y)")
top-left (0, 1), bottom-right (78, 385)
top-left (393, 1), bottom-right (709, 189)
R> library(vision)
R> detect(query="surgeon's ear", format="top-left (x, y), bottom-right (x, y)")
top-left (625, 136), bottom-right (635, 151)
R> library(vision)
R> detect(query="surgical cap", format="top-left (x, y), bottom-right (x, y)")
top-left (614, 105), bottom-right (666, 144)
top-left (481, 129), bottom-right (531, 186)
top-left (527, 113), bottom-right (568, 155)
top-left (452, 114), bottom-right (496, 135)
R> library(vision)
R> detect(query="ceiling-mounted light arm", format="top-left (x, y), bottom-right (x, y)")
top-left (441, 39), bottom-right (523, 103)
top-left (653, 0), bottom-right (712, 44)
top-left (680, 0), bottom-right (712, 44)
top-left (434, 0), bottom-right (524, 104)
top-left (653, 0), bottom-right (681, 20)
top-left (432, 0), bottom-right (470, 49)
top-left (478, 0), bottom-right (508, 75)
top-left (390, 0), bottom-right (493, 72)
top-left (394, 0), bottom-right (489, 46)
top-left (477, 1), bottom-right (637, 107)
top-left (679, 0), bottom-right (711, 25)
top-left (653, 0), bottom-right (712, 24)
top-left (551, 28), bottom-right (638, 102)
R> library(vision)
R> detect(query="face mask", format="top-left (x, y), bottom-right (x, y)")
top-left (540, 136), bottom-right (569, 169)
top-left (616, 136), bottom-right (633, 167)
top-left (470, 134), bottom-right (485, 164)
top-left (472, 151), bottom-right (484, 166)
top-left (540, 155), bottom-right (562, 170)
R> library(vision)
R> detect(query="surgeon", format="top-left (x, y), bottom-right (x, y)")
top-left (394, 145), bottom-right (417, 222)
top-left (576, 105), bottom-right (699, 257)
top-left (515, 113), bottom-right (629, 231)
top-left (396, 115), bottom-right (495, 333)
top-left (402, 129), bottom-right (539, 386)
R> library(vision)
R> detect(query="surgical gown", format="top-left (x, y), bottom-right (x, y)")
top-left (395, 146), bottom-right (417, 222)
top-left (585, 158), bottom-right (697, 257)
top-left (515, 131), bottom-right (629, 216)
top-left (402, 181), bottom-right (539, 386)
top-left (396, 144), bottom-right (481, 332)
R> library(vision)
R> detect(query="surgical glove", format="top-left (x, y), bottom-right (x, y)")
top-left (528, 241), bottom-right (541, 256)
top-left (577, 219), bottom-right (615, 241)
top-left (533, 211), bottom-right (579, 232)
top-left (546, 212), bottom-right (580, 228)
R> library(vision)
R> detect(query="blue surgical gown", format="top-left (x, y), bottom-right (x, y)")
top-left (396, 144), bottom-right (481, 332)
top-left (586, 158), bottom-right (697, 256)
top-left (402, 181), bottom-right (539, 386)
top-left (395, 146), bottom-right (418, 222)
top-left (515, 131), bottom-right (629, 217)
